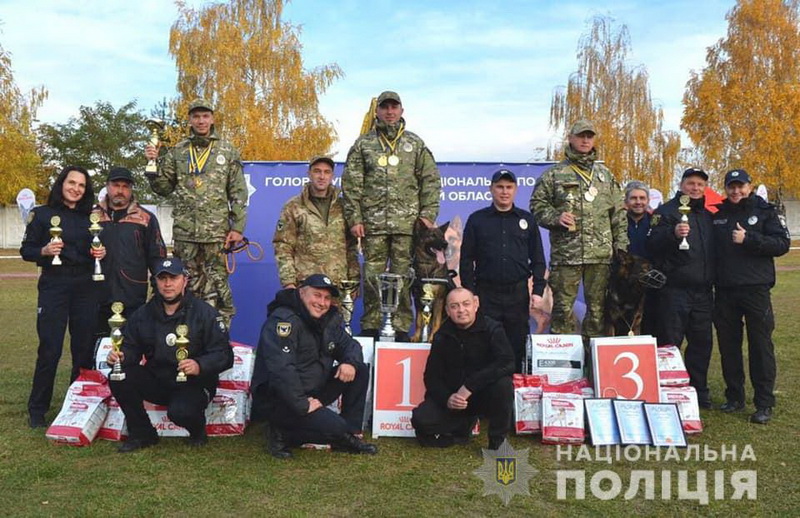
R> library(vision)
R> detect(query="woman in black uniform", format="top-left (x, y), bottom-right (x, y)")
top-left (20, 166), bottom-right (102, 428)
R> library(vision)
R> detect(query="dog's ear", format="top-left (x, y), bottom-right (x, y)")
top-left (615, 248), bottom-right (629, 263)
top-left (438, 221), bottom-right (450, 233)
top-left (414, 218), bottom-right (427, 233)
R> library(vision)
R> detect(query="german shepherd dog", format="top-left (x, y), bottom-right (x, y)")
top-left (604, 249), bottom-right (664, 336)
top-left (411, 219), bottom-right (454, 342)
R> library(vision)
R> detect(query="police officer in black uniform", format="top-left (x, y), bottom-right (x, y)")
top-left (20, 166), bottom-right (98, 429)
top-left (712, 170), bottom-right (790, 424)
top-left (460, 169), bottom-right (547, 372)
top-left (647, 168), bottom-right (715, 408)
top-left (251, 274), bottom-right (377, 459)
top-left (106, 257), bottom-right (233, 452)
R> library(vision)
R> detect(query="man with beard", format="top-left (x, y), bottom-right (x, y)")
top-left (251, 274), bottom-right (377, 459)
top-left (91, 167), bottom-right (166, 337)
top-left (647, 168), bottom-right (715, 408)
top-left (342, 91), bottom-right (441, 340)
top-left (106, 258), bottom-right (233, 452)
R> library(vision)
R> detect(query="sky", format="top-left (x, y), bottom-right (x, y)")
top-left (0, 0), bottom-right (735, 162)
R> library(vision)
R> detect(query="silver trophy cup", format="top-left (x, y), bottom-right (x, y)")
top-left (377, 272), bottom-right (404, 341)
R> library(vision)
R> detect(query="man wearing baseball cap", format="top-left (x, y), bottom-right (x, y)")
top-left (144, 98), bottom-right (248, 327)
top-left (251, 273), bottom-right (377, 458)
top-left (647, 167), bottom-right (715, 408)
top-left (712, 169), bottom-right (790, 424)
top-left (273, 156), bottom-right (359, 289)
top-left (91, 166), bottom-right (166, 338)
top-left (107, 257), bottom-right (233, 452)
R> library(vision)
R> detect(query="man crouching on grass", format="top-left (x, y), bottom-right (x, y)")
top-left (251, 274), bottom-right (377, 459)
top-left (106, 258), bottom-right (233, 452)
top-left (411, 287), bottom-right (515, 450)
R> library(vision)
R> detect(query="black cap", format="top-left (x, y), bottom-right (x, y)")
top-left (107, 167), bottom-right (135, 184)
top-left (681, 167), bottom-right (709, 181)
top-left (491, 169), bottom-right (517, 183)
top-left (154, 258), bottom-right (186, 276)
top-left (724, 169), bottom-right (752, 186)
top-left (299, 273), bottom-right (340, 297)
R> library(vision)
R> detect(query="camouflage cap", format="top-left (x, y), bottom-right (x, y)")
top-left (188, 98), bottom-right (214, 113)
top-left (309, 156), bottom-right (335, 170)
top-left (377, 91), bottom-right (402, 105)
top-left (569, 119), bottom-right (596, 135)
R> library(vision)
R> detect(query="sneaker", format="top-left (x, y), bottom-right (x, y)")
top-left (118, 436), bottom-right (159, 453)
top-left (268, 424), bottom-right (293, 459)
top-left (719, 400), bottom-right (745, 413)
top-left (28, 414), bottom-right (47, 429)
top-left (332, 433), bottom-right (378, 455)
top-left (750, 407), bottom-right (773, 425)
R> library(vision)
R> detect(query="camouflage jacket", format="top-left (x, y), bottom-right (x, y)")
top-left (530, 153), bottom-right (628, 265)
top-left (148, 129), bottom-right (248, 243)
top-left (342, 121), bottom-right (440, 235)
top-left (272, 184), bottom-right (359, 287)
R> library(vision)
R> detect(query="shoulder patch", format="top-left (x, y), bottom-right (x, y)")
top-left (650, 214), bottom-right (660, 227)
top-left (216, 316), bottom-right (227, 333)
top-left (276, 322), bottom-right (292, 337)
top-left (276, 219), bottom-right (285, 231)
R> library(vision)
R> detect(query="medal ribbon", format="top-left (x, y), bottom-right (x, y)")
top-left (377, 124), bottom-right (406, 156)
top-left (569, 163), bottom-right (594, 187)
top-left (189, 143), bottom-right (213, 176)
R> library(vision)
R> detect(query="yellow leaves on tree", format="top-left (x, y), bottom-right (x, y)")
top-left (0, 42), bottom-right (47, 205)
top-left (682, 0), bottom-right (800, 201)
top-left (550, 16), bottom-right (680, 194)
top-left (169, 0), bottom-right (342, 160)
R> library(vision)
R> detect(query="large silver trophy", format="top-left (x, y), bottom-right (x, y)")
top-left (377, 272), bottom-right (404, 341)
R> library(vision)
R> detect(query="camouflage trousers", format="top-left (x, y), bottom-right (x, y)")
top-left (549, 263), bottom-right (609, 339)
top-left (174, 240), bottom-right (234, 326)
top-left (361, 234), bottom-right (413, 334)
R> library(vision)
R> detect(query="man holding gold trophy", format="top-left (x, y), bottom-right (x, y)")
top-left (106, 258), bottom-right (233, 452)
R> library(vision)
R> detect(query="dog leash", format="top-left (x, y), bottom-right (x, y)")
top-left (223, 237), bottom-right (264, 274)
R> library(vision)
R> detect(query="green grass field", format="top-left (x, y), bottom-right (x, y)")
top-left (1, 250), bottom-right (799, 516)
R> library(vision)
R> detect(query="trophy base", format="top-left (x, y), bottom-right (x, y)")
top-left (52, 257), bottom-right (62, 266)
top-left (378, 335), bottom-right (396, 342)
top-left (176, 372), bottom-right (187, 383)
top-left (93, 274), bottom-right (105, 282)
top-left (109, 372), bottom-right (126, 382)
top-left (679, 244), bottom-right (690, 251)
top-left (145, 164), bottom-right (158, 174)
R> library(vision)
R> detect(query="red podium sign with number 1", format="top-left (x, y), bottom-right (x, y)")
top-left (372, 342), bottom-right (431, 438)
top-left (591, 336), bottom-right (660, 403)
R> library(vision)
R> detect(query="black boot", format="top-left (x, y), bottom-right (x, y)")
top-left (118, 435), bottom-right (159, 453)
top-left (332, 433), bottom-right (378, 455)
top-left (750, 407), bottom-right (773, 425)
top-left (488, 435), bottom-right (506, 450)
top-left (267, 424), bottom-right (292, 459)
top-left (186, 428), bottom-right (208, 447)
top-left (28, 413), bottom-right (47, 429)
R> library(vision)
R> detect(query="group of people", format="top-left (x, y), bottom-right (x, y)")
top-left (21, 90), bottom-right (790, 457)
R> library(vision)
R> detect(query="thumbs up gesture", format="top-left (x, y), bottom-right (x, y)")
top-left (732, 222), bottom-right (746, 244)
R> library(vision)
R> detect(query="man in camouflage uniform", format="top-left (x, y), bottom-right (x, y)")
top-left (530, 119), bottom-right (628, 341)
top-left (273, 156), bottom-right (358, 288)
top-left (342, 91), bottom-right (441, 338)
top-left (144, 99), bottom-right (248, 327)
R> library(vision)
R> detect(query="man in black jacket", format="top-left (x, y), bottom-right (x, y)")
top-left (647, 168), bottom-right (715, 408)
top-left (251, 274), bottom-right (377, 459)
top-left (411, 287), bottom-right (515, 450)
top-left (712, 170), bottom-right (790, 424)
top-left (106, 258), bottom-right (233, 452)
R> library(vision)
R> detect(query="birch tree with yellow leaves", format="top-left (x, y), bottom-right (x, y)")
top-left (550, 16), bottom-right (681, 193)
top-left (168, 0), bottom-right (342, 160)
top-left (682, 0), bottom-right (800, 203)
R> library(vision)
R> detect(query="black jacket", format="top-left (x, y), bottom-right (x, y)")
top-left (20, 204), bottom-right (93, 271)
top-left (251, 289), bottom-right (364, 416)
top-left (713, 194), bottom-right (790, 288)
top-left (647, 194), bottom-right (714, 288)
top-left (120, 291), bottom-right (233, 390)
top-left (93, 200), bottom-right (166, 313)
top-left (422, 312), bottom-right (515, 408)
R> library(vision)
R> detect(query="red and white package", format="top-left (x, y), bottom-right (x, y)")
top-left (513, 374), bottom-right (547, 434)
top-left (98, 397), bottom-right (128, 442)
top-left (660, 386), bottom-right (703, 434)
top-left (541, 382), bottom-right (585, 445)
top-left (206, 389), bottom-right (251, 436)
top-left (144, 401), bottom-right (189, 437)
top-left (46, 370), bottom-right (112, 446)
top-left (218, 342), bottom-right (256, 391)
top-left (657, 346), bottom-right (690, 386)
top-left (527, 334), bottom-right (584, 383)
top-left (94, 337), bottom-right (113, 378)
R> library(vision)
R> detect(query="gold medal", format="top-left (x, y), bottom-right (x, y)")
top-left (388, 155), bottom-right (400, 166)
top-left (378, 155), bottom-right (388, 167)
top-left (195, 177), bottom-right (203, 188)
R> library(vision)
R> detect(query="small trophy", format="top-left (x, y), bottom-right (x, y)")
top-left (338, 280), bottom-right (359, 336)
top-left (108, 302), bottom-right (126, 381)
top-left (144, 118), bottom-right (165, 174)
top-left (175, 324), bottom-right (189, 382)
top-left (49, 216), bottom-right (63, 266)
top-left (377, 272), bottom-right (404, 341)
top-left (418, 283), bottom-right (436, 343)
top-left (678, 195), bottom-right (691, 250)
top-left (89, 213), bottom-right (105, 281)
top-left (562, 182), bottom-right (580, 232)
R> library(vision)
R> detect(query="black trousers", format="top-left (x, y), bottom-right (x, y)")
top-left (476, 280), bottom-right (530, 373)
top-left (714, 286), bottom-right (776, 408)
top-left (656, 286), bottom-right (713, 397)
top-left (29, 271), bottom-right (97, 417)
top-left (411, 376), bottom-right (513, 440)
top-left (262, 362), bottom-right (369, 444)
top-left (110, 365), bottom-right (212, 440)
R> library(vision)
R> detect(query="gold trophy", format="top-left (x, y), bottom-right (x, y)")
top-left (89, 213), bottom-right (105, 281)
top-left (338, 280), bottom-right (359, 336)
top-left (144, 118), bottom-right (165, 174)
top-left (49, 216), bottom-right (63, 266)
top-left (108, 302), bottom-right (126, 381)
top-left (418, 283), bottom-right (436, 343)
top-left (678, 195), bottom-right (691, 250)
top-left (175, 324), bottom-right (190, 382)
top-left (562, 182), bottom-right (580, 232)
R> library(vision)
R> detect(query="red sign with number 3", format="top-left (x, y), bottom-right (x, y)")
top-left (591, 337), bottom-right (661, 402)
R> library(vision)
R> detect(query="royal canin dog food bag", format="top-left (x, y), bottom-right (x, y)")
top-left (659, 386), bottom-right (703, 434)
top-left (513, 374), bottom-right (547, 434)
top-left (142, 388), bottom-right (251, 438)
top-left (657, 345), bottom-right (690, 386)
top-left (526, 334), bottom-right (584, 384)
top-left (218, 342), bottom-right (256, 392)
top-left (46, 370), bottom-right (111, 446)
top-left (541, 381), bottom-right (585, 445)
top-left (97, 397), bottom-right (128, 441)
